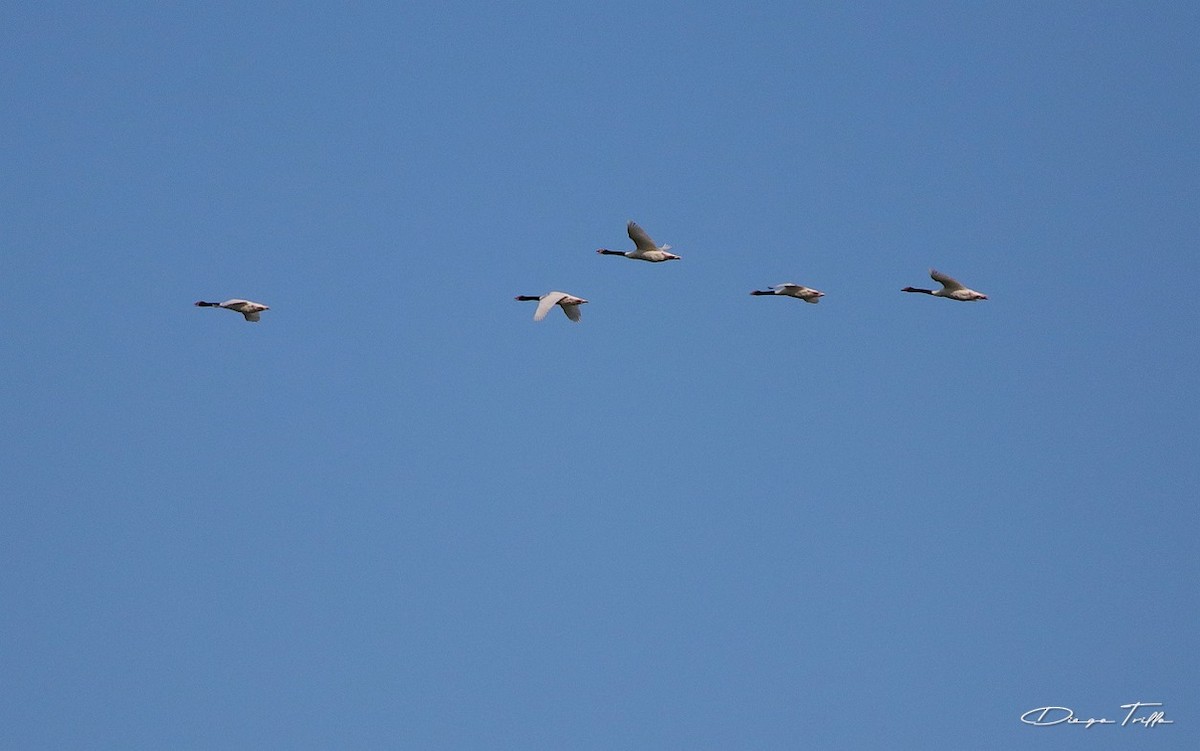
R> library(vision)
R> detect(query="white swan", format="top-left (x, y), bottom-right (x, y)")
top-left (515, 291), bottom-right (588, 322)
top-left (596, 221), bottom-right (680, 262)
top-left (750, 283), bottom-right (825, 303)
top-left (902, 269), bottom-right (987, 301)
top-left (194, 299), bottom-right (270, 322)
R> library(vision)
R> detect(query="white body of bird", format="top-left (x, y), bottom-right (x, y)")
top-left (596, 221), bottom-right (680, 262)
top-left (902, 269), bottom-right (987, 301)
top-left (750, 283), bottom-right (825, 303)
top-left (194, 299), bottom-right (270, 321)
top-left (515, 291), bottom-right (588, 322)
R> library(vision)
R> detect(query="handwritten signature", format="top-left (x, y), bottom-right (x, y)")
top-left (1021, 703), bottom-right (1174, 728)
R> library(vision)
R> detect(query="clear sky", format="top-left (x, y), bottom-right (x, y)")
top-left (2, 2), bottom-right (1197, 748)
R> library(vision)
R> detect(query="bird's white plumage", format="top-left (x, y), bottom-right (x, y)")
top-left (775, 283), bottom-right (823, 302)
top-left (752, 283), bottom-right (825, 303)
top-left (521, 291), bottom-right (587, 322)
top-left (534, 292), bottom-right (568, 321)
top-left (196, 298), bottom-right (270, 322)
top-left (598, 221), bottom-right (679, 261)
top-left (929, 269), bottom-right (966, 293)
top-left (902, 269), bottom-right (987, 301)
top-left (627, 221), bottom-right (660, 252)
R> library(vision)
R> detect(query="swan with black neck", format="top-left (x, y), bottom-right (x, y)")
top-left (902, 269), bottom-right (987, 301)
top-left (515, 291), bottom-right (588, 322)
top-left (596, 221), bottom-right (680, 262)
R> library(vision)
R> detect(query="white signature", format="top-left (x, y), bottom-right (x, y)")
top-left (1021, 703), bottom-right (1174, 728)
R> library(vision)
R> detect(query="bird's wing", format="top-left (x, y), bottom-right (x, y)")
top-left (627, 221), bottom-right (659, 251)
top-left (242, 310), bottom-right (261, 322)
top-left (562, 303), bottom-right (582, 322)
top-left (929, 269), bottom-right (965, 292)
top-left (775, 283), bottom-right (801, 292)
top-left (534, 292), bottom-right (567, 321)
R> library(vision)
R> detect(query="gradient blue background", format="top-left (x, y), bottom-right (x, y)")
top-left (2, 2), bottom-right (1196, 748)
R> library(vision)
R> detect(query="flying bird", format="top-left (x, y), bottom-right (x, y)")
top-left (750, 283), bottom-right (825, 303)
top-left (902, 270), bottom-right (988, 301)
top-left (194, 299), bottom-right (270, 322)
top-left (514, 291), bottom-right (588, 322)
top-left (596, 221), bottom-right (680, 262)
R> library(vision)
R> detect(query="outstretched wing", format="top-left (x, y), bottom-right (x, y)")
top-left (929, 269), bottom-right (965, 292)
top-left (534, 292), bottom-right (568, 321)
top-left (561, 303), bottom-right (582, 322)
top-left (627, 221), bottom-right (659, 252)
top-left (242, 310), bottom-right (261, 322)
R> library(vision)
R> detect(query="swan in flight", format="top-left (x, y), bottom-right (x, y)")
top-left (750, 283), bottom-right (825, 303)
top-left (902, 270), bottom-right (987, 301)
top-left (194, 299), bottom-right (270, 322)
top-left (596, 221), bottom-right (680, 262)
top-left (515, 291), bottom-right (588, 322)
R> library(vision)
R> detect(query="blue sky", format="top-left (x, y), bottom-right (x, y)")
top-left (2, 2), bottom-right (1197, 748)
